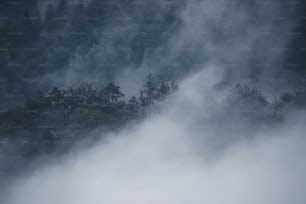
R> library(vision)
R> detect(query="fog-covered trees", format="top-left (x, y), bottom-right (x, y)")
top-left (0, 74), bottom-right (179, 173)
top-left (271, 90), bottom-right (306, 115)
top-left (4, 79), bottom-right (306, 144)
top-left (0, 73), bottom-right (176, 141)
top-left (227, 84), bottom-right (268, 118)
top-left (0, 0), bottom-right (182, 109)
top-left (139, 73), bottom-right (177, 110)
top-left (3, 75), bottom-right (306, 178)
top-left (127, 96), bottom-right (141, 119)
top-left (100, 83), bottom-right (124, 104)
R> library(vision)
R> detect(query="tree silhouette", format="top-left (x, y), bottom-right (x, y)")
top-left (141, 73), bottom-right (158, 106)
top-left (99, 83), bottom-right (124, 104)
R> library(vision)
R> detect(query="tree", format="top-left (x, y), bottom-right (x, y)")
top-left (141, 73), bottom-right (158, 106)
top-left (227, 84), bottom-right (269, 124)
top-left (73, 83), bottom-right (97, 104)
top-left (99, 83), bottom-right (124, 104)
top-left (228, 84), bottom-right (268, 108)
top-left (127, 96), bottom-right (140, 118)
top-left (159, 82), bottom-right (170, 99)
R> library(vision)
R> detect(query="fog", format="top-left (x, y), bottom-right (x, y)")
top-left (3, 67), bottom-right (306, 204)
top-left (41, 0), bottom-right (297, 94)
top-left (2, 0), bottom-right (306, 203)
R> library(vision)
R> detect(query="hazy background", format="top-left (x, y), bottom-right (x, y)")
top-left (1, 0), bottom-right (306, 203)
top-left (0, 0), bottom-right (306, 102)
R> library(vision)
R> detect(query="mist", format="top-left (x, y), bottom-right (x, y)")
top-left (40, 0), bottom-right (296, 94)
top-left (2, 0), bottom-right (306, 203)
top-left (3, 67), bottom-right (306, 204)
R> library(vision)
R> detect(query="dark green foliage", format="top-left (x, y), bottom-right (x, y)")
top-left (224, 84), bottom-right (271, 126)
top-left (140, 73), bottom-right (158, 107)
top-left (271, 90), bottom-right (306, 114)
top-left (3, 81), bottom-right (306, 160)
top-left (228, 84), bottom-right (268, 107)
top-left (139, 73), bottom-right (177, 109)
top-left (0, 0), bottom-right (183, 108)
top-left (0, 75), bottom-right (176, 162)
top-left (2, 78), bottom-right (306, 179)
top-left (223, 84), bottom-right (306, 127)
top-left (227, 84), bottom-right (268, 117)
top-left (127, 96), bottom-right (141, 119)
top-left (159, 82), bottom-right (170, 96)
top-left (99, 83), bottom-right (124, 104)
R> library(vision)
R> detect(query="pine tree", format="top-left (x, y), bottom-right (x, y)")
top-left (159, 82), bottom-right (170, 100)
top-left (127, 96), bottom-right (140, 118)
top-left (99, 83), bottom-right (124, 104)
top-left (142, 73), bottom-right (158, 105)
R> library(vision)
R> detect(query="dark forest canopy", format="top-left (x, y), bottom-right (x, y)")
top-left (2, 0), bottom-right (306, 109)
top-left (1, 75), bottom-right (306, 180)
top-left (1, 73), bottom-right (176, 134)
top-left (0, 73), bottom-right (178, 176)
top-left (1, 76), bottom-right (306, 153)
top-left (0, 73), bottom-right (176, 151)
top-left (0, 0), bottom-right (183, 107)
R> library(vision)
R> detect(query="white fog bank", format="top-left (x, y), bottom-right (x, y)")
top-left (4, 68), bottom-right (306, 204)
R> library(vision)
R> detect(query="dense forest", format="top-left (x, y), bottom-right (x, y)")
top-left (0, 73), bottom-right (178, 177)
top-left (0, 0), bottom-right (183, 107)
top-left (1, 71), bottom-right (306, 177)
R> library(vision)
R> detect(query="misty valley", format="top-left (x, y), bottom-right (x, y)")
top-left (1, 0), bottom-right (306, 203)
top-left (1, 77), bottom-right (306, 185)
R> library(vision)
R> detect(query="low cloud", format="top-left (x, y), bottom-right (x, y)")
top-left (4, 68), bottom-right (306, 204)
top-left (3, 1), bottom-right (305, 204)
